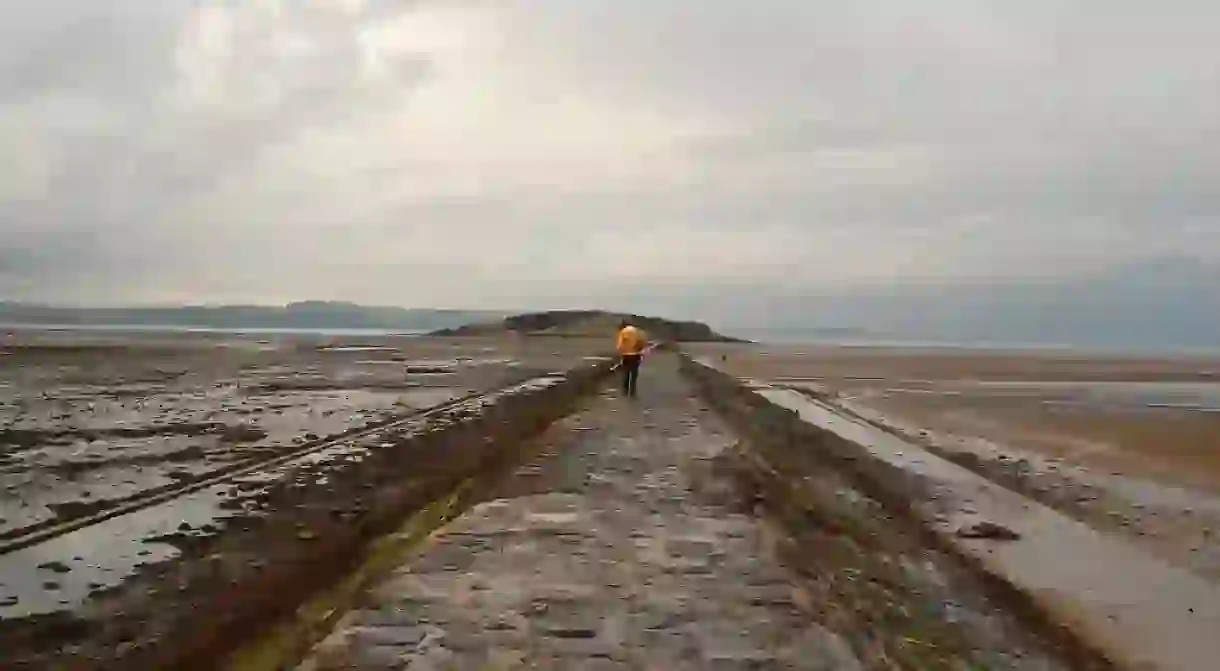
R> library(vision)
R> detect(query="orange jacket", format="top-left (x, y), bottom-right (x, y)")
top-left (616, 325), bottom-right (646, 355)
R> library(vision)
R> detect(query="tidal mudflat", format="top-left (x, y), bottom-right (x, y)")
top-left (690, 343), bottom-right (1220, 581)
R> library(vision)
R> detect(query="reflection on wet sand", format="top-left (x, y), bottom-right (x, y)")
top-left (0, 330), bottom-right (605, 622)
top-left (690, 343), bottom-right (1220, 582)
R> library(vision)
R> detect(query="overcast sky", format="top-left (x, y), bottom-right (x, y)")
top-left (1, 0), bottom-right (1217, 313)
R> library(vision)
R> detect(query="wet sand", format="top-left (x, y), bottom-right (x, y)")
top-left (1, 329), bottom-right (604, 562)
top-left (1, 329), bottom-right (614, 667)
top-left (689, 343), bottom-right (1220, 581)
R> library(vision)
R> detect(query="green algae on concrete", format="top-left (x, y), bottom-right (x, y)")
top-left (223, 479), bottom-right (475, 671)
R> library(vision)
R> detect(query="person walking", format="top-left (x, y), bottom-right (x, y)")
top-left (615, 319), bottom-right (647, 397)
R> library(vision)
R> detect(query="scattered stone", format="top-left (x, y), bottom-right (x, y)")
top-left (957, 521), bottom-right (1021, 541)
top-left (543, 623), bottom-right (601, 639)
top-left (297, 530), bottom-right (319, 541)
top-left (38, 561), bottom-right (72, 574)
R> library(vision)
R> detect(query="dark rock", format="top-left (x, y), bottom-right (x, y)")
top-left (543, 625), bottom-right (599, 639)
top-left (407, 365), bottom-right (454, 374)
top-left (956, 521), bottom-right (1021, 541)
top-left (38, 561), bottom-right (72, 574)
top-left (52, 500), bottom-right (107, 518)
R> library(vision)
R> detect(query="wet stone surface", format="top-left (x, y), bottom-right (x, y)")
top-left (300, 356), bottom-right (861, 670)
top-left (300, 355), bottom-right (1081, 670)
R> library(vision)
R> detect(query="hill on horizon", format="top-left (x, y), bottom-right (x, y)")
top-left (430, 310), bottom-right (744, 343)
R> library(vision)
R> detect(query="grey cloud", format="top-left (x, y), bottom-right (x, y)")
top-left (1, 0), bottom-right (1218, 315)
top-left (0, 2), bottom-right (193, 103)
top-left (1, 1), bottom-right (437, 237)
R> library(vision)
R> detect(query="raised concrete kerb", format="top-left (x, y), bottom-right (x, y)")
top-left (684, 355), bottom-right (1220, 671)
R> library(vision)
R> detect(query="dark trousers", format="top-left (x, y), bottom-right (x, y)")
top-left (621, 354), bottom-right (642, 397)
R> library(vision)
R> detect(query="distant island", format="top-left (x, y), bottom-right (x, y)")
top-left (0, 301), bottom-right (504, 332)
top-left (430, 310), bottom-right (746, 343)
